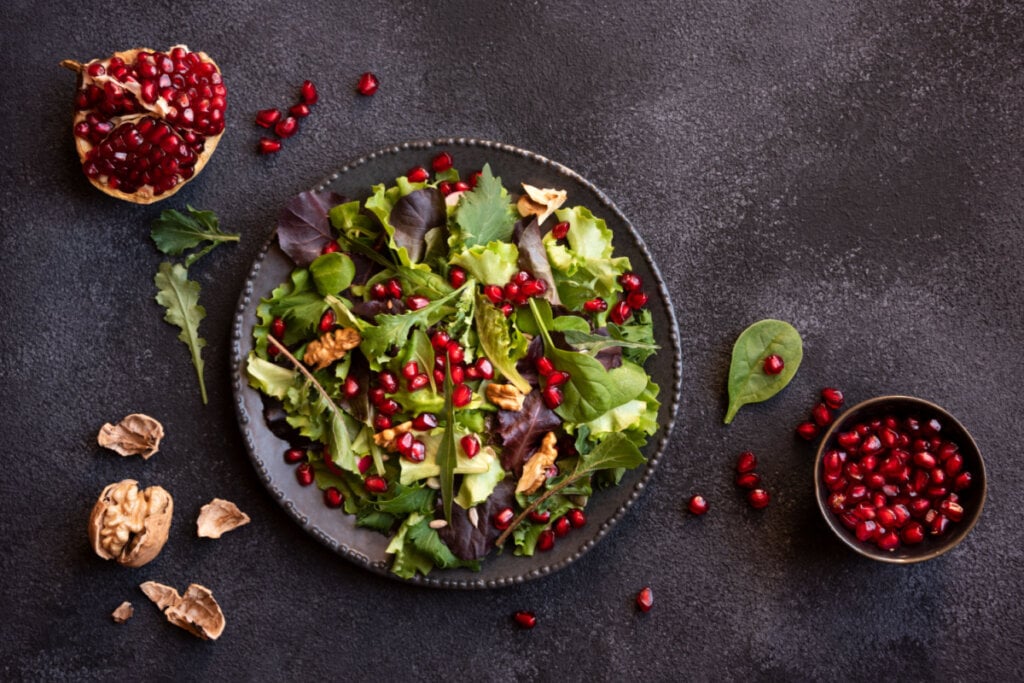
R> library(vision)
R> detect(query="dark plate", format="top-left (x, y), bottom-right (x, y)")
top-left (230, 138), bottom-right (682, 588)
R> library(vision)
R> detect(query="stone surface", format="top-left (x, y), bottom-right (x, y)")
top-left (2, 0), bottom-right (1022, 678)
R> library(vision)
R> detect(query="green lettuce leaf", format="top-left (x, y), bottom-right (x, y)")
top-left (473, 290), bottom-right (531, 394)
top-left (450, 241), bottom-right (520, 285)
top-left (455, 447), bottom-right (506, 509)
top-left (453, 164), bottom-right (516, 247)
top-left (246, 354), bottom-right (297, 399)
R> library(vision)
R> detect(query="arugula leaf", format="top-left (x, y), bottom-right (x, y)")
top-left (405, 329), bottom-right (437, 393)
top-left (154, 262), bottom-right (208, 404)
top-left (575, 432), bottom-right (645, 474)
top-left (454, 164), bottom-right (516, 247)
top-left (407, 517), bottom-right (478, 571)
top-left (437, 362), bottom-right (457, 523)
top-left (375, 483), bottom-right (436, 515)
top-left (150, 206), bottom-right (239, 266)
top-left (473, 290), bottom-right (531, 394)
top-left (359, 284), bottom-right (467, 368)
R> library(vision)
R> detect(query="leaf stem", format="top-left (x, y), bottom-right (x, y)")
top-left (493, 472), bottom-right (581, 549)
top-left (266, 333), bottom-right (342, 419)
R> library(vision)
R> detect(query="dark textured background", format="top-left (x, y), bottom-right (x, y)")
top-left (2, 0), bottom-right (1022, 679)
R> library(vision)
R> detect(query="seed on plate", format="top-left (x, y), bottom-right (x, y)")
top-left (432, 152), bottom-right (453, 173)
top-left (324, 487), bottom-right (344, 508)
top-left (736, 451), bottom-right (757, 473)
top-left (255, 108), bottom-right (281, 128)
top-left (796, 421), bottom-right (819, 441)
top-left (747, 488), bottom-right (770, 509)
top-left (537, 530), bottom-right (555, 551)
top-left (821, 387), bottom-right (844, 410)
top-left (300, 79), bottom-right (319, 105)
top-left (468, 507), bottom-right (479, 527)
top-left (428, 519), bottom-right (448, 530)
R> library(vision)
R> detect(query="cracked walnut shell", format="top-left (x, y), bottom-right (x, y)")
top-left (88, 479), bottom-right (173, 568)
top-left (196, 498), bottom-right (250, 539)
top-left (516, 431), bottom-right (559, 495)
top-left (485, 382), bottom-right (527, 411)
top-left (140, 581), bottom-right (225, 640)
top-left (303, 327), bottom-right (361, 371)
top-left (97, 413), bottom-right (164, 459)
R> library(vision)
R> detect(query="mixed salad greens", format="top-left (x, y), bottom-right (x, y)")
top-left (246, 158), bottom-right (661, 578)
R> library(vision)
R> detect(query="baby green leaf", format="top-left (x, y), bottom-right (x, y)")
top-left (575, 432), bottom-right (645, 475)
top-left (150, 206), bottom-right (239, 266)
top-left (454, 164), bottom-right (516, 247)
top-left (474, 290), bottom-right (531, 394)
top-left (309, 252), bottom-right (355, 296)
top-left (724, 319), bottom-right (803, 424)
top-left (154, 262), bottom-right (208, 404)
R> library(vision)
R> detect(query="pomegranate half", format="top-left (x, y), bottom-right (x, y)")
top-left (61, 45), bottom-right (226, 204)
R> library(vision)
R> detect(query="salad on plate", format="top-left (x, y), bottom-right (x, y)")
top-left (245, 155), bottom-right (661, 578)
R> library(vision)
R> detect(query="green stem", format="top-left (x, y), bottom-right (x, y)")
top-left (494, 472), bottom-right (581, 549)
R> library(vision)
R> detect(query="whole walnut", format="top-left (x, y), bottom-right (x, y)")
top-left (88, 479), bottom-right (173, 568)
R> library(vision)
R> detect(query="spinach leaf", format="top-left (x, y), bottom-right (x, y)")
top-left (277, 190), bottom-right (344, 266)
top-left (724, 319), bottom-right (803, 424)
top-left (454, 164), bottom-right (516, 247)
top-left (575, 432), bottom-right (645, 475)
top-left (309, 252), bottom-right (355, 296)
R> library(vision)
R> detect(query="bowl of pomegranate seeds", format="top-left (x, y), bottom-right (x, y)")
top-left (814, 396), bottom-right (986, 562)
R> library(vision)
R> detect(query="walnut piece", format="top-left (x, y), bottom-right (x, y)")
top-left (196, 499), bottom-right (250, 539)
top-left (111, 601), bottom-right (134, 624)
top-left (516, 431), bottom-right (559, 495)
top-left (140, 581), bottom-right (225, 641)
top-left (88, 480), bottom-right (173, 568)
top-left (373, 420), bottom-right (414, 449)
top-left (485, 382), bottom-right (526, 411)
top-left (303, 327), bottom-right (361, 371)
top-left (517, 184), bottom-right (567, 224)
top-left (97, 414), bottom-right (164, 459)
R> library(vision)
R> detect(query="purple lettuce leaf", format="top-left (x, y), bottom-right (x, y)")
top-left (390, 188), bottom-right (446, 263)
top-left (437, 479), bottom-right (516, 560)
top-left (277, 191), bottom-right (345, 266)
top-left (496, 390), bottom-right (562, 474)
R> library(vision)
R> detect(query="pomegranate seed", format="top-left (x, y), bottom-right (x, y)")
top-left (736, 451), bottom-right (757, 473)
top-left (953, 471), bottom-right (972, 490)
top-left (343, 376), bottom-right (360, 398)
top-left (542, 385), bottom-right (564, 409)
top-left (855, 519), bottom-right (878, 542)
top-left (609, 300), bottom-right (632, 325)
top-left (460, 434), bottom-right (480, 458)
top-left (274, 116), bottom-right (299, 138)
top-left (395, 432), bottom-right (414, 455)
top-left (823, 449), bottom-right (845, 475)
top-left (452, 383), bottom-right (472, 407)
top-left (379, 371), bottom-right (399, 393)
top-left (493, 507), bottom-right (514, 530)
top-left (536, 530), bottom-right (555, 551)
top-left (364, 476), bottom-right (388, 494)
top-left (860, 434), bottom-right (882, 454)
top-left (407, 374), bottom-right (429, 392)
top-left (431, 330), bottom-right (451, 351)
top-left (747, 489), bottom-right (770, 509)
top-left (318, 309), bottom-right (335, 333)
top-left (284, 448), bottom-right (306, 464)
top-left (687, 495), bottom-right (709, 515)
top-left (357, 456), bottom-right (372, 474)
top-left (438, 181), bottom-right (453, 195)
top-left (412, 413), bottom-right (438, 430)
top-left (368, 387), bottom-right (386, 405)
top-left (433, 369), bottom-right (446, 385)
top-left (877, 531), bottom-right (900, 551)
top-left (583, 298), bottom-right (608, 313)
top-left (258, 137), bottom-right (282, 154)
top-left (406, 440), bottom-right (426, 462)
top-left (901, 522), bottom-right (925, 544)
top-left (356, 72), bottom-right (379, 96)
top-left (828, 492), bottom-right (847, 513)
top-left (468, 170), bottom-right (482, 187)
top-left (529, 509), bottom-right (552, 524)
top-left (811, 403), bottom-right (832, 427)
top-left (837, 431), bottom-right (861, 449)
top-left (452, 180), bottom-right (471, 193)
top-left (432, 152), bottom-right (453, 172)
top-left (446, 341), bottom-right (465, 364)
top-left (289, 102), bottom-right (311, 118)
top-left (535, 357), bottom-right (555, 376)
top-left (378, 398), bottom-right (401, 416)
top-left (551, 221), bottom-right (570, 239)
top-left (618, 272), bottom-right (642, 291)
top-left (324, 487), bottom-right (344, 508)
top-left (821, 388), bottom-right (844, 410)
top-left (796, 421), bottom-right (819, 440)
top-left (763, 354), bottom-right (785, 375)
top-left (484, 284), bottom-right (504, 305)
top-left (300, 79), bottom-right (319, 105)
top-left (270, 317), bottom-right (286, 340)
top-left (475, 357), bottom-right (495, 379)
top-left (944, 453), bottom-right (964, 476)
top-left (545, 371), bottom-right (570, 387)
top-left (913, 451), bottom-right (937, 469)
top-left (295, 463), bottom-right (315, 486)
top-left (448, 265), bottom-right (468, 287)
top-left (401, 361), bottom-right (420, 380)
top-left (626, 290), bottom-right (649, 310)
top-left (405, 166), bottom-right (430, 183)
top-left (636, 587), bottom-right (654, 612)
top-left (406, 295), bottom-right (430, 310)
top-left (567, 509), bottom-right (586, 528)
top-left (370, 283), bottom-right (388, 300)
top-left (504, 282), bottom-right (521, 300)
top-left (386, 279), bottom-right (403, 299)
top-left (939, 499), bottom-right (964, 522)
top-left (553, 516), bottom-right (571, 537)
top-left (512, 611), bottom-right (536, 629)
top-left (736, 472), bottom-right (762, 489)
top-left (255, 108), bottom-right (281, 128)
top-left (321, 240), bottom-right (340, 254)
top-left (524, 279), bottom-right (547, 298)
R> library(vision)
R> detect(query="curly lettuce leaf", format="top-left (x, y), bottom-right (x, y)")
top-left (544, 206), bottom-right (632, 308)
top-left (450, 241), bottom-right (520, 286)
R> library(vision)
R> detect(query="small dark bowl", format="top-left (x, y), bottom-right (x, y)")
top-left (814, 395), bottom-right (986, 563)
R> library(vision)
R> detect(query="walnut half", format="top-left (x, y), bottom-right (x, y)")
top-left (140, 581), bottom-right (225, 641)
top-left (88, 479), bottom-right (173, 568)
top-left (485, 382), bottom-right (527, 411)
top-left (303, 327), bottom-right (361, 371)
top-left (516, 432), bottom-right (559, 495)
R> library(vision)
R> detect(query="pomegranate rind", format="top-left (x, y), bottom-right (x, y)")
top-left (63, 46), bottom-right (224, 204)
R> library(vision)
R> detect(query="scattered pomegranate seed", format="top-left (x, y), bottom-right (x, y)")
top-left (321, 240), bottom-right (341, 254)
top-left (370, 283), bottom-right (388, 300)
top-left (318, 309), bottom-right (335, 333)
top-left (626, 290), bottom-right (649, 310)
top-left (583, 298), bottom-right (608, 313)
top-left (748, 489), bottom-right (770, 509)
top-left (821, 388), bottom-right (845, 410)
top-left (567, 509), bottom-right (586, 529)
top-left (553, 516), bottom-right (571, 537)
top-left (274, 116), bottom-right (299, 139)
top-left (484, 284), bottom-right (504, 305)
top-left (536, 357), bottom-right (555, 376)
top-left (796, 421), bottom-right (819, 441)
top-left (735, 472), bottom-right (762, 489)
top-left (475, 357), bottom-right (494, 379)
top-left (364, 475), bottom-right (388, 494)
top-left (300, 79), bottom-right (319, 105)
top-left (378, 370), bottom-right (399, 393)
top-left (324, 487), bottom-right (344, 508)
top-left (373, 414), bottom-right (392, 431)
top-left (295, 463), bottom-right (315, 487)
top-left (255, 108), bottom-right (282, 128)
top-left (460, 434), bottom-right (480, 458)
top-left (412, 413), bottom-right (438, 431)
top-left (453, 180), bottom-right (471, 193)
top-left (342, 376), bottom-right (360, 399)
top-left (545, 371), bottom-right (570, 387)
top-left (636, 587), bottom-right (654, 612)
top-left (258, 137), bottom-right (282, 154)
top-left (386, 279), bottom-right (403, 299)
top-left (446, 341), bottom-right (465, 365)
top-left (406, 166), bottom-right (429, 183)
top-left (736, 451), bottom-right (757, 473)
top-left (406, 440), bottom-right (426, 462)
top-left (449, 265), bottom-right (468, 287)
top-left (406, 295), bottom-right (430, 310)
top-left (289, 102), bottom-right (310, 118)
top-left (356, 72), bottom-right (379, 96)
top-left (512, 611), bottom-right (536, 629)
top-left (270, 317), bottom-right (286, 340)
top-left (378, 398), bottom-right (401, 416)
top-left (468, 170), bottom-right (482, 187)
top-left (536, 530), bottom-right (556, 551)
top-left (552, 221), bottom-right (570, 239)
top-left (763, 354), bottom-right (785, 375)
top-left (811, 403), bottom-right (833, 428)
top-left (432, 152), bottom-right (453, 173)
top-left (438, 181), bottom-right (453, 195)
top-left (284, 448), bottom-right (306, 464)
top-left (687, 495), bottom-right (709, 515)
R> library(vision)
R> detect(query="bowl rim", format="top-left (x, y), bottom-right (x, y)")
top-left (813, 394), bottom-right (987, 563)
